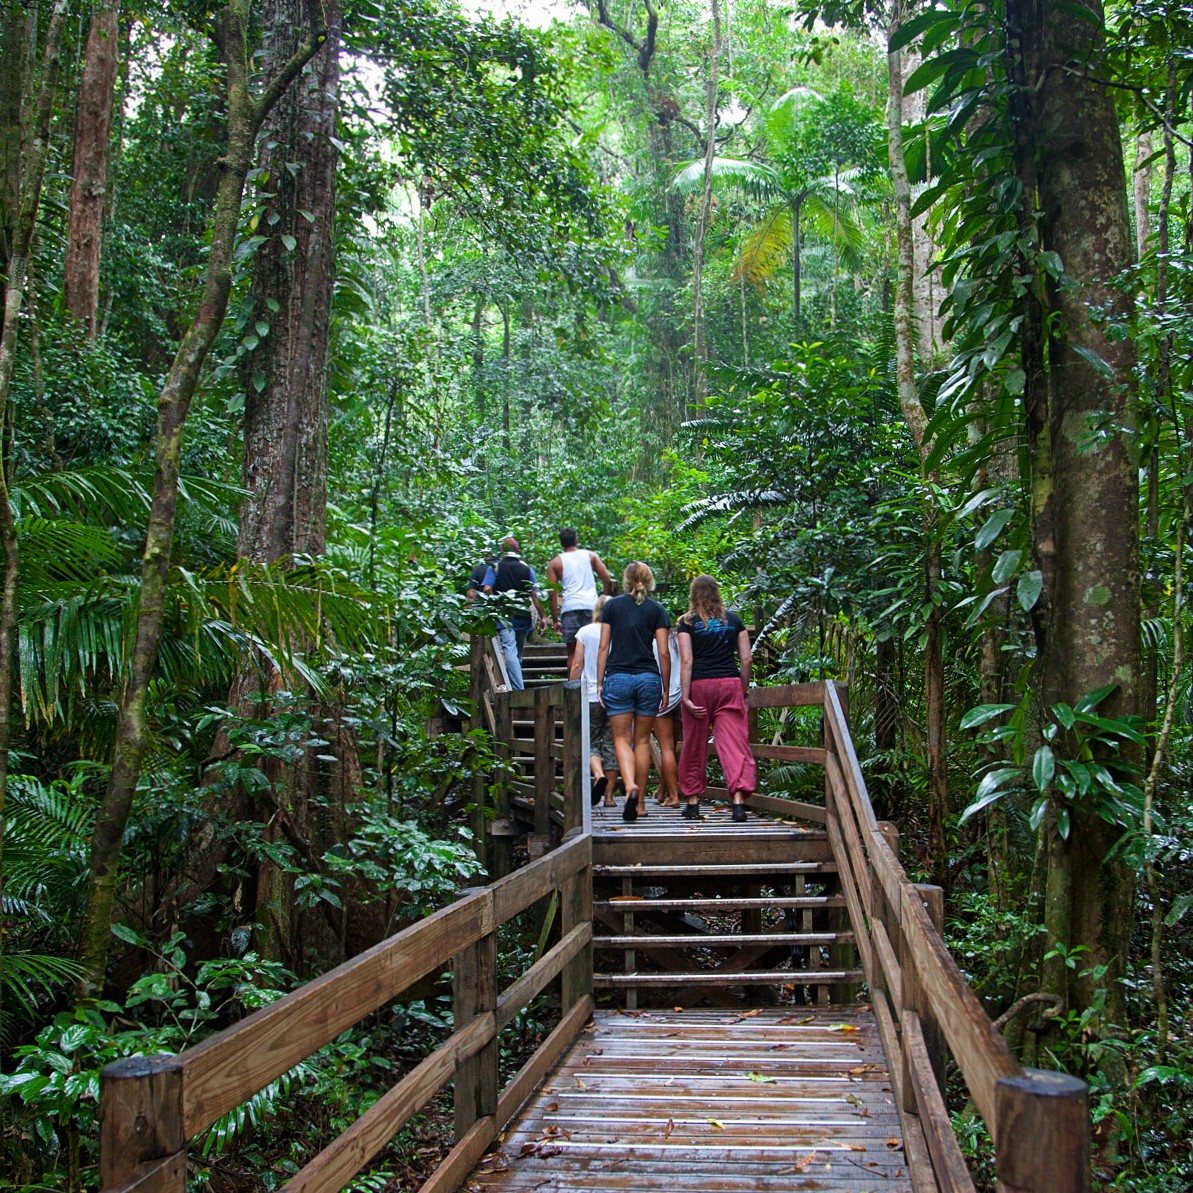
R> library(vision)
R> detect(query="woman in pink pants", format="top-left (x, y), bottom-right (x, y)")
top-left (677, 575), bottom-right (756, 822)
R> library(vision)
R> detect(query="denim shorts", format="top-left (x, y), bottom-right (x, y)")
top-left (603, 671), bottom-right (662, 717)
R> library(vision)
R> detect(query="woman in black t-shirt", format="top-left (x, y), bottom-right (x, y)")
top-left (596, 561), bottom-right (671, 822)
top-left (676, 575), bottom-right (756, 821)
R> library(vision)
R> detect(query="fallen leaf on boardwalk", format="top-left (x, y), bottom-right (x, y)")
top-left (846, 1144), bottom-right (866, 1152)
top-left (477, 1151), bottom-right (509, 1173)
top-left (778, 1014), bottom-right (814, 1025)
top-left (848, 1064), bottom-right (876, 1076)
top-left (518, 1142), bottom-right (563, 1159)
top-left (575, 1077), bottom-right (585, 1088)
top-left (708, 1119), bottom-right (726, 1130)
top-left (546, 1102), bottom-right (559, 1112)
top-left (886, 1137), bottom-right (901, 1149)
top-left (723, 1009), bottom-right (762, 1023)
top-left (845, 1094), bottom-right (864, 1107)
top-left (792, 1151), bottom-right (818, 1173)
top-left (663, 1118), bottom-right (675, 1139)
top-left (857, 1107), bottom-right (869, 1118)
top-left (747, 1071), bottom-right (776, 1083)
top-left (673, 1005), bottom-right (685, 1012)
top-left (827, 1023), bottom-right (859, 1032)
top-left (610, 895), bottom-right (645, 901)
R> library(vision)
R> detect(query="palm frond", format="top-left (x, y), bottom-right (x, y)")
top-left (676, 490), bottom-right (792, 534)
top-left (732, 206), bottom-right (794, 288)
top-left (671, 157), bottom-right (785, 201)
top-left (20, 518), bottom-right (124, 585)
top-left (766, 86), bottom-right (826, 143)
top-left (1, 953), bottom-right (87, 1016)
top-left (11, 466), bottom-right (151, 522)
top-left (801, 192), bottom-right (867, 267)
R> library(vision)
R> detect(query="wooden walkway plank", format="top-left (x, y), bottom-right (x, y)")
top-left (468, 1008), bottom-right (913, 1193)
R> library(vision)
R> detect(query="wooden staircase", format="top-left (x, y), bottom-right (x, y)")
top-left (591, 812), bottom-right (863, 1008)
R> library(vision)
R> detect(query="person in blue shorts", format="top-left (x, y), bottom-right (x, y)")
top-left (596, 561), bottom-right (671, 823)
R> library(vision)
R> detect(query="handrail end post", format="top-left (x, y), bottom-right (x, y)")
top-left (995, 1068), bottom-right (1089, 1193)
top-left (99, 1054), bottom-right (185, 1192)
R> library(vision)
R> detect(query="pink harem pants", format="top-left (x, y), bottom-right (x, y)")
top-left (679, 675), bottom-right (757, 797)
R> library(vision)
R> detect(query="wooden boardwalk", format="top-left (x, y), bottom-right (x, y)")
top-left (471, 1007), bottom-right (911, 1192)
top-left (98, 649), bottom-right (1089, 1193)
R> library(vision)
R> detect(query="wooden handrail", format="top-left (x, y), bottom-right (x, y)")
top-left (99, 831), bottom-right (594, 1193)
top-left (819, 683), bottom-right (1090, 1193)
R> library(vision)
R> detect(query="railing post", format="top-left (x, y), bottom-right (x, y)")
top-left (899, 883), bottom-right (948, 1116)
top-left (100, 1055), bottom-right (186, 1192)
top-left (453, 889), bottom-right (498, 1138)
top-left (562, 680), bottom-right (582, 836)
top-left (532, 686), bottom-right (553, 857)
top-left (469, 634), bottom-right (488, 871)
top-left (995, 1069), bottom-right (1089, 1193)
top-left (559, 828), bottom-right (592, 1014)
top-left (493, 692), bottom-right (514, 878)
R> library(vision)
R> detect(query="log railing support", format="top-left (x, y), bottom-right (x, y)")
top-left (453, 889), bottom-right (498, 1138)
top-left (532, 686), bottom-right (553, 855)
top-left (995, 1069), bottom-right (1089, 1193)
top-left (562, 680), bottom-right (582, 836)
top-left (469, 634), bottom-right (488, 871)
top-left (99, 1055), bottom-right (186, 1193)
top-left (559, 827), bottom-right (592, 1015)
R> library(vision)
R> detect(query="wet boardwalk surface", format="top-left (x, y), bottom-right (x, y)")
top-left (469, 1008), bottom-right (912, 1192)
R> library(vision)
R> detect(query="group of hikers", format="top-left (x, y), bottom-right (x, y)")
top-left (468, 530), bottom-right (756, 823)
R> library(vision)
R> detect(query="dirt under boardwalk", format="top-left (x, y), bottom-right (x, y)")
top-left (469, 1006), bottom-right (912, 1192)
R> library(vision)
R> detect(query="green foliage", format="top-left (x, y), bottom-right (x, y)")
top-left (962, 686), bottom-right (1146, 840)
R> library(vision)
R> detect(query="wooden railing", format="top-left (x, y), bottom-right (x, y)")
top-left (739, 679), bottom-right (1089, 1193)
top-left (468, 635), bottom-right (583, 875)
top-left (101, 662), bottom-right (1088, 1193)
top-left (99, 831), bottom-right (593, 1193)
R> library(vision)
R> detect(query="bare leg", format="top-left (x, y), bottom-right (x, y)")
top-left (631, 715), bottom-right (655, 815)
top-left (609, 712), bottom-right (637, 795)
top-left (653, 713), bottom-right (679, 805)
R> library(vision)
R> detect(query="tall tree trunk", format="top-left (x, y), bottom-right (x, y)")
top-left (64, 0), bottom-right (119, 339)
top-left (887, 2), bottom-right (948, 883)
top-left (0, 0), bottom-right (71, 1014)
top-left (76, 0), bottom-right (328, 995)
top-left (690, 0), bottom-right (721, 408)
top-left (240, 0), bottom-right (339, 565)
top-left (1009, 0), bottom-right (1140, 1020)
top-left (791, 196), bottom-right (802, 328)
top-left (235, 0), bottom-right (342, 962)
top-left (1133, 129), bottom-right (1152, 261)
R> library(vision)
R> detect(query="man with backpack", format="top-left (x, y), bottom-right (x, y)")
top-left (482, 537), bottom-right (547, 690)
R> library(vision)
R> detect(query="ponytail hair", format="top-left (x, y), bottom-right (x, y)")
top-left (591, 594), bottom-right (611, 622)
top-left (683, 574), bottom-right (725, 625)
top-left (622, 561), bottom-right (655, 605)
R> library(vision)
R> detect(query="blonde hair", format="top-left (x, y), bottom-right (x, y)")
top-left (682, 574), bottom-right (725, 625)
top-left (622, 561), bottom-right (655, 605)
top-left (591, 594), bottom-right (610, 622)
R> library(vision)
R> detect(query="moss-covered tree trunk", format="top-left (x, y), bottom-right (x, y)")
top-left (236, 0), bottom-right (344, 961)
top-left (76, 0), bottom-right (327, 995)
top-left (1008, 0), bottom-right (1140, 1019)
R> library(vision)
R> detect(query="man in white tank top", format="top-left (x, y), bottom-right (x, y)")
top-left (546, 528), bottom-right (614, 668)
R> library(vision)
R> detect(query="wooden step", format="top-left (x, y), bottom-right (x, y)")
top-left (594, 896), bottom-right (845, 912)
top-left (594, 862), bottom-right (837, 879)
top-left (593, 932), bottom-right (854, 948)
top-left (593, 969), bottom-right (864, 987)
